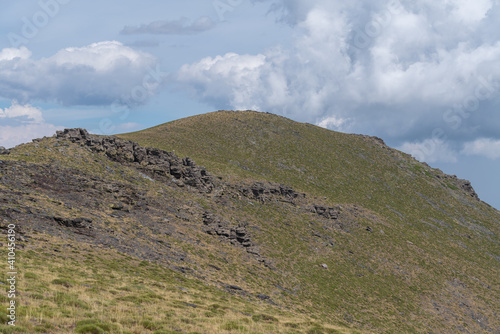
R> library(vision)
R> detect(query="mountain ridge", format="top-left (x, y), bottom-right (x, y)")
top-left (0, 110), bottom-right (498, 333)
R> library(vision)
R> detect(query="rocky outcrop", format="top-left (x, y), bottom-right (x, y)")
top-left (54, 217), bottom-right (93, 229)
top-left (360, 135), bottom-right (387, 147)
top-left (239, 182), bottom-right (305, 203)
top-left (55, 128), bottom-right (215, 193)
top-left (457, 179), bottom-right (479, 200)
top-left (435, 172), bottom-right (479, 200)
top-left (203, 213), bottom-right (253, 248)
top-left (53, 217), bottom-right (94, 236)
top-left (0, 146), bottom-right (9, 155)
top-left (203, 212), bottom-right (267, 264)
top-left (309, 205), bottom-right (339, 219)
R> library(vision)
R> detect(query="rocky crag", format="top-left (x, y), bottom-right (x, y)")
top-left (56, 128), bottom-right (216, 193)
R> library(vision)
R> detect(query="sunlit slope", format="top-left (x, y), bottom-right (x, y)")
top-left (0, 109), bottom-right (497, 332)
top-left (121, 109), bottom-right (498, 221)
top-left (120, 110), bottom-right (500, 332)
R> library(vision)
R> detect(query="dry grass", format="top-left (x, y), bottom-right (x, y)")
top-left (1, 235), bottom-right (354, 334)
top-left (0, 110), bottom-right (497, 333)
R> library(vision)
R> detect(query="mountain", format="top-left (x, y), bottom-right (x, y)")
top-left (0, 110), bottom-right (498, 334)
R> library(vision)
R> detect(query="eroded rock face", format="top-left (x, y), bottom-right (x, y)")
top-left (203, 212), bottom-right (252, 248)
top-left (239, 182), bottom-right (305, 202)
top-left (55, 128), bottom-right (215, 193)
top-left (310, 205), bottom-right (339, 220)
top-left (458, 180), bottom-right (479, 200)
top-left (435, 173), bottom-right (480, 200)
top-left (0, 147), bottom-right (9, 155)
top-left (54, 217), bottom-right (93, 229)
top-left (202, 212), bottom-right (268, 264)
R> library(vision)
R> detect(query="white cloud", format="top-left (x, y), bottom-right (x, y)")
top-left (317, 115), bottom-right (349, 131)
top-left (0, 102), bottom-right (63, 148)
top-left (398, 138), bottom-right (458, 163)
top-left (462, 138), bottom-right (500, 159)
top-left (0, 101), bottom-right (43, 123)
top-left (176, 0), bottom-right (500, 143)
top-left (0, 124), bottom-right (62, 149)
top-left (0, 46), bottom-right (31, 61)
top-left (177, 53), bottom-right (268, 110)
top-left (121, 16), bottom-right (216, 35)
top-left (0, 41), bottom-right (161, 107)
top-left (450, 0), bottom-right (493, 24)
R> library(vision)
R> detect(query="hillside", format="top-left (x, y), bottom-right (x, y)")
top-left (1, 110), bottom-right (499, 333)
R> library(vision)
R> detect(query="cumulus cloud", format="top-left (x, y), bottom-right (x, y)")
top-left (0, 101), bottom-right (43, 123)
top-left (0, 102), bottom-right (63, 148)
top-left (177, 0), bottom-right (500, 145)
top-left (0, 46), bottom-right (32, 61)
top-left (317, 115), bottom-right (349, 131)
top-left (177, 53), bottom-right (268, 110)
top-left (121, 17), bottom-right (216, 35)
top-left (462, 138), bottom-right (500, 159)
top-left (0, 41), bottom-right (162, 107)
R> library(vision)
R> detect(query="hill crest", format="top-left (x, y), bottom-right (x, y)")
top-left (0, 110), bottom-right (498, 333)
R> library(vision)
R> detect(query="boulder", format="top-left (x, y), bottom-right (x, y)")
top-left (313, 205), bottom-right (339, 219)
top-left (458, 179), bottom-right (479, 200)
top-left (203, 212), bottom-right (255, 249)
top-left (240, 182), bottom-right (305, 202)
top-left (54, 217), bottom-right (93, 229)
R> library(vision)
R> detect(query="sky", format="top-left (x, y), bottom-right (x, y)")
top-left (0, 0), bottom-right (499, 209)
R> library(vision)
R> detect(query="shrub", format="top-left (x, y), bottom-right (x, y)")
top-left (75, 319), bottom-right (113, 334)
top-left (252, 313), bottom-right (279, 323)
top-left (24, 272), bottom-right (38, 279)
top-left (220, 321), bottom-right (246, 331)
top-left (51, 278), bottom-right (73, 287)
top-left (141, 320), bottom-right (162, 330)
top-left (75, 325), bottom-right (105, 334)
top-left (307, 326), bottom-right (325, 334)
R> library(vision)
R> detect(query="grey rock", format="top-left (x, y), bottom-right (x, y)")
top-left (203, 212), bottom-right (263, 259)
top-left (183, 302), bottom-right (198, 308)
top-left (458, 179), bottom-right (479, 200)
top-left (0, 147), bottom-right (10, 155)
top-left (256, 294), bottom-right (270, 300)
top-left (55, 128), bottom-right (216, 192)
top-left (312, 205), bottom-right (339, 219)
top-left (54, 217), bottom-right (93, 229)
top-left (240, 182), bottom-right (305, 202)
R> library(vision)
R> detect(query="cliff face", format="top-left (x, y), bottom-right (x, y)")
top-left (1, 111), bottom-right (498, 334)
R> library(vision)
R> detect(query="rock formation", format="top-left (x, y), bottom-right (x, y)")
top-left (56, 128), bottom-right (215, 193)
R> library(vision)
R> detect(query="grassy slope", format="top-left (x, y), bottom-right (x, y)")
top-left (120, 110), bottom-right (500, 332)
top-left (0, 138), bottom-right (352, 334)
top-left (0, 110), bottom-right (497, 333)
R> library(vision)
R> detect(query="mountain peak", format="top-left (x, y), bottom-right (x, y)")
top-left (1, 112), bottom-right (498, 333)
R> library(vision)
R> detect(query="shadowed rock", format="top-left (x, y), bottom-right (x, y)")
top-left (55, 128), bottom-right (215, 193)
top-left (239, 182), bottom-right (305, 202)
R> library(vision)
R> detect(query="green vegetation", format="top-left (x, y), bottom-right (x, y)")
top-left (0, 110), bottom-right (498, 333)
